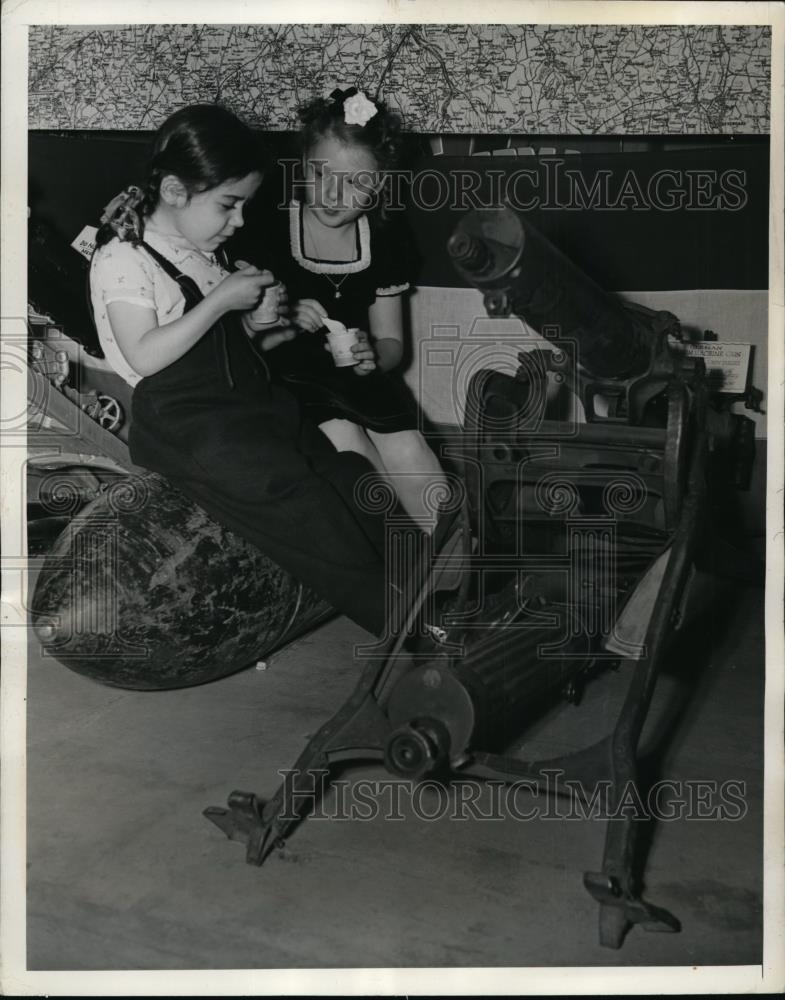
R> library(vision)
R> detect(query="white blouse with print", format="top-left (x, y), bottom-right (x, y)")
top-left (89, 227), bottom-right (229, 387)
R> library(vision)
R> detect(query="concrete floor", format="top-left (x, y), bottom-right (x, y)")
top-left (26, 585), bottom-right (764, 971)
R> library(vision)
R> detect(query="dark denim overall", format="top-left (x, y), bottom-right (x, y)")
top-left (128, 241), bottom-right (389, 636)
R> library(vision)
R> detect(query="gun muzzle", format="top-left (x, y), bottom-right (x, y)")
top-left (448, 206), bottom-right (652, 380)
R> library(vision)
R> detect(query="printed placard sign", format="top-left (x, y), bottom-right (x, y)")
top-left (71, 224), bottom-right (98, 260)
top-left (684, 341), bottom-right (752, 394)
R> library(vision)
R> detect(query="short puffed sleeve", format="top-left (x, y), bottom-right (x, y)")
top-left (90, 241), bottom-right (157, 310)
top-left (371, 217), bottom-right (417, 298)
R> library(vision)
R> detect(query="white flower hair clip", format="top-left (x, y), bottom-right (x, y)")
top-left (330, 87), bottom-right (378, 127)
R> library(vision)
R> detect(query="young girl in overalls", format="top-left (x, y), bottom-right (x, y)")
top-left (234, 88), bottom-right (447, 533)
top-left (89, 104), bottom-right (393, 638)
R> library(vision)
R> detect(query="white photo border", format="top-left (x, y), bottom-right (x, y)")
top-left (2, 1), bottom-right (783, 995)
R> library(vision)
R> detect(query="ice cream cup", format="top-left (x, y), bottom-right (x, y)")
top-left (250, 280), bottom-right (282, 326)
top-left (324, 318), bottom-right (360, 367)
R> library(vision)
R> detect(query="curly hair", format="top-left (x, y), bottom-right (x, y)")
top-left (297, 89), bottom-right (404, 172)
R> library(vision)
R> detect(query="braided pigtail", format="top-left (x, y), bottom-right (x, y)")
top-left (140, 166), bottom-right (164, 219)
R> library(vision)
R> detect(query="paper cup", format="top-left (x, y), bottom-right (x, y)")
top-left (250, 280), bottom-right (282, 326)
top-left (324, 319), bottom-right (360, 367)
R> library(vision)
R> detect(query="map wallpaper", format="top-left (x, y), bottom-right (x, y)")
top-left (29, 23), bottom-right (770, 134)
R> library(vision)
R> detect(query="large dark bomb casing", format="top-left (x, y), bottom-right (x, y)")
top-left (31, 473), bottom-right (333, 689)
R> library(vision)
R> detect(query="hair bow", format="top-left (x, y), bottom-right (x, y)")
top-left (100, 185), bottom-right (144, 241)
top-left (330, 86), bottom-right (358, 106)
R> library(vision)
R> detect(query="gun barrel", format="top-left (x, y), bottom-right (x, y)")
top-left (448, 206), bottom-right (652, 380)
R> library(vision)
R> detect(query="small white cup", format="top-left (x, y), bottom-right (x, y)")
top-left (324, 318), bottom-right (360, 367)
top-left (250, 280), bottom-right (283, 326)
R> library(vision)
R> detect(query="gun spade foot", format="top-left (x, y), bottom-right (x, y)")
top-left (584, 872), bottom-right (680, 948)
top-left (203, 790), bottom-right (283, 866)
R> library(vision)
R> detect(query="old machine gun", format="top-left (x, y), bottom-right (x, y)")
top-left (204, 206), bottom-right (756, 949)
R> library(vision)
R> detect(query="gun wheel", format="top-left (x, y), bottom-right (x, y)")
top-left (95, 395), bottom-right (123, 432)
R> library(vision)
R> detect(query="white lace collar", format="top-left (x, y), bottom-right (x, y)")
top-left (289, 199), bottom-right (370, 275)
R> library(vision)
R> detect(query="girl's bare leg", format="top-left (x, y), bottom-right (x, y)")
top-left (319, 418), bottom-right (385, 471)
top-left (367, 428), bottom-right (448, 534)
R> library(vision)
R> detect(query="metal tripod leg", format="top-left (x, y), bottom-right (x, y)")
top-left (204, 502), bottom-right (473, 863)
top-left (204, 684), bottom-right (388, 865)
top-left (583, 412), bottom-right (706, 947)
top-left (582, 706), bottom-right (681, 948)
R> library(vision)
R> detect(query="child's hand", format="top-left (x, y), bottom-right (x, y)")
top-left (213, 265), bottom-right (274, 314)
top-left (291, 298), bottom-right (328, 332)
top-left (256, 326), bottom-right (298, 351)
top-left (276, 283), bottom-right (291, 325)
top-left (244, 280), bottom-right (292, 331)
top-left (351, 330), bottom-right (377, 375)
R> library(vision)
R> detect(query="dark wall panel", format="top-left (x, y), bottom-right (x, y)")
top-left (404, 146), bottom-right (769, 291)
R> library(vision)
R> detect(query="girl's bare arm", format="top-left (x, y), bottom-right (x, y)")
top-left (368, 294), bottom-right (404, 372)
top-left (106, 267), bottom-right (271, 376)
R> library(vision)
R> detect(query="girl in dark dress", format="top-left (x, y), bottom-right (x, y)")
top-left (238, 88), bottom-right (447, 532)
